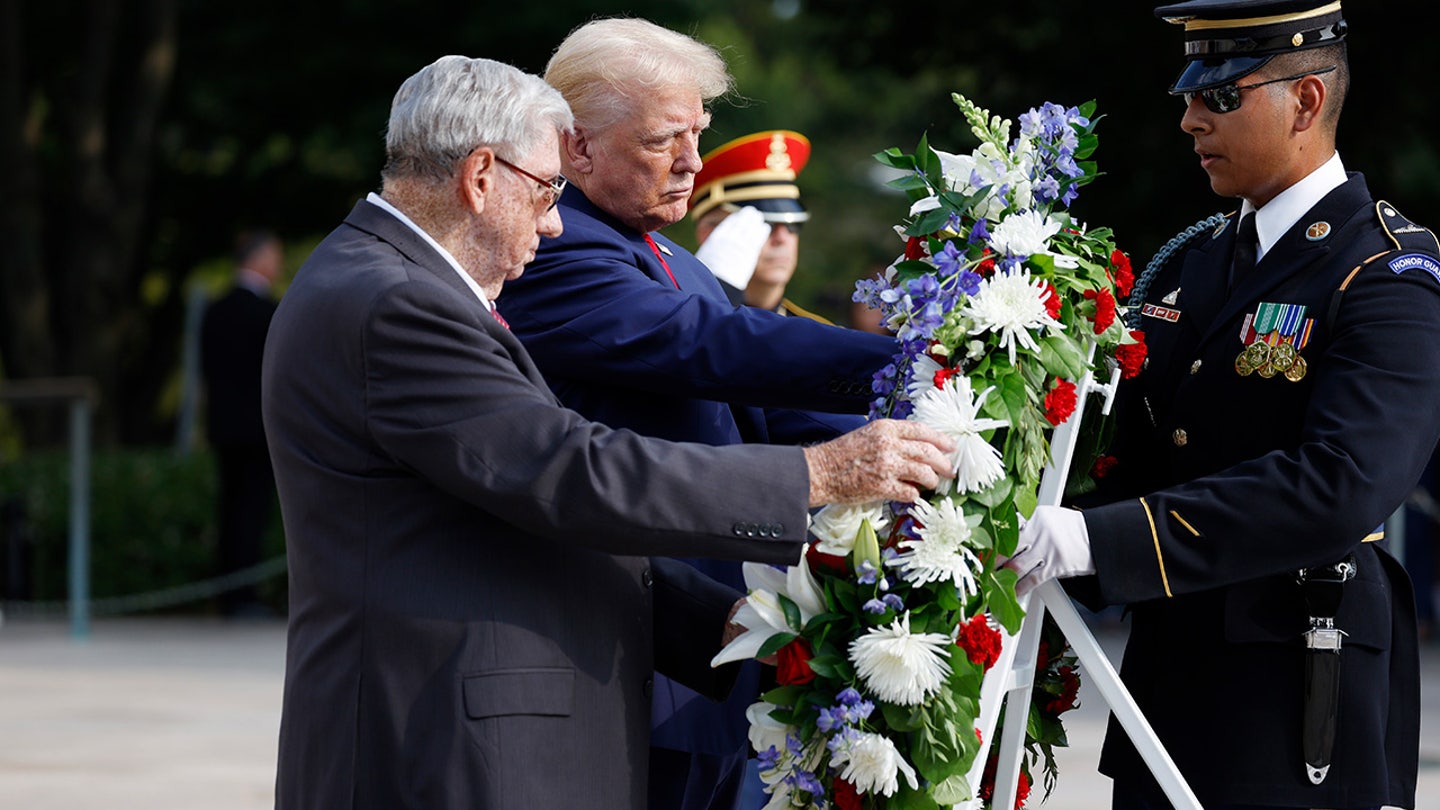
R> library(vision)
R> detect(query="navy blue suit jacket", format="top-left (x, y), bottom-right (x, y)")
top-left (500, 187), bottom-right (893, 756)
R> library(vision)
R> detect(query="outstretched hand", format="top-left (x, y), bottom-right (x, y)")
top-left (1001, 505), bottom-right (1095, 598)
top-left (802, 419), bottom-right (956, 506)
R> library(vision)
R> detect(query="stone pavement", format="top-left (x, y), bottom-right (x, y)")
top-left (0, 615), bottom-right (1436, 809)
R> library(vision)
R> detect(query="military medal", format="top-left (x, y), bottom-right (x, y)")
top-left (1235, 302), bottom-right (1313, 381)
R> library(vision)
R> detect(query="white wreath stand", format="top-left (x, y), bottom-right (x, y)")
top-left (966, 353), bottom-right (1202, 810)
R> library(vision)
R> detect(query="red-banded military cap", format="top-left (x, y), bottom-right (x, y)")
top-left (689, 130), bottom-right (811, 224)
top-left (1155, 0), bottom-right (1347, 92)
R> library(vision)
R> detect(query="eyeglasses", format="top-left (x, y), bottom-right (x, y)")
top-left (496, 157), bottom-right (567, 211)
top-left (1182, 66), bottom-right (1336, 114)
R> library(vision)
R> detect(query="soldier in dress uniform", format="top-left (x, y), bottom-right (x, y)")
top-left (689, 130), bottom-right (832, 322)
top-left (1003, 2), bottom-right (1439, 808)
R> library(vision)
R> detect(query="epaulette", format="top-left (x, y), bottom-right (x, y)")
top-left (1377, 200), bottom-right (1440, 254)
top-left (1125, 212), bottom-right (1229, 328)
top-left (1326, 201), bottom-right (1440, 325)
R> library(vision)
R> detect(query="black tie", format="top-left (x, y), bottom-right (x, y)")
top-left (1229, 212), bottom-right (1258, 292)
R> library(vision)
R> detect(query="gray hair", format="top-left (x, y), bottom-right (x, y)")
top-left (382, 56), bottom-right (574, 183)
top-left (545, 18), bottom-right (733, 132)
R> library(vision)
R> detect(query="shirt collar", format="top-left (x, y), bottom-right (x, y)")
top-left (1244, 151), bottom-right (1346, 260)
top-left (365, 192), bottom-right (492, 310)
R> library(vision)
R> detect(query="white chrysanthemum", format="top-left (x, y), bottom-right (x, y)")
top-left (988, 208), bottom-right (1062, 258)
top-left (711, 562), bottom-right (825, 667)
top-left (904, 353), bottom-right (946, 401)
top-left (909, 377), bottom-right (1009, 494)
top-left (811, 502), bottom-right (889, 556)
top-left (831, 731), bottom-right (920, 797)
top-left (848, 612), bottom-right (954, 706)
top-left (890, 497), bottom-right (983, 595)
top-left (961, 268), bottom-right (1064, 365)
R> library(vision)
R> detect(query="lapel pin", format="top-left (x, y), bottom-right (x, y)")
top-left (1305, 221), bottom-right (1331, 241)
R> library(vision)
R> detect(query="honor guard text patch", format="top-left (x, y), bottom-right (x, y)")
top-left (1387, 253), bottom-right (1440, 285)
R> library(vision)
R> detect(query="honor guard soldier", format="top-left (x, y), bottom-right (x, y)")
top-left (689, 130), bottom-right (833, 322)
top-left (1002, 2), bottom-right (1438, 808)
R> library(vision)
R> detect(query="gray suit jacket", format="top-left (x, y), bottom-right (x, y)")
top-left (264, 199), bottom-right (808, 809)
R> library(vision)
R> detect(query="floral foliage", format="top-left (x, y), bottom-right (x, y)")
top-left (714, 94), bottom-right (1130, 809)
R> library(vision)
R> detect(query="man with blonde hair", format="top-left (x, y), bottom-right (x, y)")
top-left (265, 54), bottom-right (953, 810)
top-left (500, 17), bottom-right (893, 810)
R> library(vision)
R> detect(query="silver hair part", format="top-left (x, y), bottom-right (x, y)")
top-left (545, 18), bottom-right (733, 132)
top-left (382, 56), bottom-right (573, 183)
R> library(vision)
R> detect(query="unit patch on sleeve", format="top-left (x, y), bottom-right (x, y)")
top-left (1387, 253), bottom-right (1440, 285)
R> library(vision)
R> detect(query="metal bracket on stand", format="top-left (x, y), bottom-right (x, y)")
top-left (966, 349), bottom-right (1201, 810)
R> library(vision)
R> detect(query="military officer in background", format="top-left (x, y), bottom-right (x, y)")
top-left (690, 130), bottom-right (832, 322)
top-left (1004, 1), bottom-right (1438, 808)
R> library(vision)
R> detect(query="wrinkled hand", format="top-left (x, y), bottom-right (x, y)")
top-left (802, 419), bottom-right (956, 506)
top-left (1001, 505), bottom-right (1094, 599)
top-left (693, 205), bottom-right (769, 290)
top-left (722, 597), bottom-right (776, 665)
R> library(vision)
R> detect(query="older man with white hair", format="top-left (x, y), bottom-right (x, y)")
top-left (499, 18), bottom-right (897, 810)
top-left (264, 55), bottom-right (953, 810)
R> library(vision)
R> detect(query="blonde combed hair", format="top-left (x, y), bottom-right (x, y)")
top-left (545, 17), bottom-right (733, 131)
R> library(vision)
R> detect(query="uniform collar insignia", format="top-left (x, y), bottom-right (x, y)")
top-left (1305, 221), bottom-right (1331, 241)
top-left (1161, 287), bottom-right (1180, 305)
top-left (656, 242), bottom-right (674, 256)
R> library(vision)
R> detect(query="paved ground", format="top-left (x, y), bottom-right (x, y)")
top-left (0, 615), bottom-right (1436, 809)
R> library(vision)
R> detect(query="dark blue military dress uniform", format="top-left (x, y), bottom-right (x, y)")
top-left (1079, 173), bottom-right (1440, 808)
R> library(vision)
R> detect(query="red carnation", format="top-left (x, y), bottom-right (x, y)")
top-left (1116, 330), bottom-right (1148, 379)
top-left (1041, 282), bottom-right (1062, 320)
top-left (980, 755), bottom-right (1033, 810)
top-left (1084, 287), bottom-right (1117, 334)
top-left (1036, 639), bottom-right (1051, 672)
top-left (1091, 455), bottom-right (1118, 479)
top-left (775, 637), bottom-right (816, 686)
top-left (977, 249), bottom-right (997, 277)
top-left (933, 366), bottom-right (959, 390)
top-left (833, 777), bottom-right (862, 810)
top-left (956, 613), bottom-right (1004, 672)
top-left (1044, 665), bottom-right (1082, 715)
top-left (1111, 249), bottom-right (1134, 298)
top-left (905, 236), bottom-right (926, 261)
top-left (1042, 379), bottom-right (1077, 426)
top-left (975, 727), bottom-right (984, 746)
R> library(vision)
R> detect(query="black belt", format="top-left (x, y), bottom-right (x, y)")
top-left (1296, 554), bottom-right (1356, 785)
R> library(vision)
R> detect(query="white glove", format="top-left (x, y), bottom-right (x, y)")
top-left (1003, 505), bottom-right (1094, 599)
top-left (693, 205), bottom-right (770, 291)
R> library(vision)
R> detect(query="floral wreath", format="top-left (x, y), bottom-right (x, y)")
top-left (713, 94), bottom-right (1145, 809)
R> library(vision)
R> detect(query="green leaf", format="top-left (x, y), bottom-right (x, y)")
top-left (970, 475), bottom-right (1013, 509)
top-left (806, 652), bottom-right (848, 680)
top-left (986, 568), bottom-right (1025, 634)
top-left (930, 773), bottom-right (973, 805)
top-left (890, 782), bottom-right (942, 810)
top-left (910, 206), bottom-right (952, 236)
top-left (874, 148), bottom-right (917, 171)
top-left (777, 593), bottom-right (802, 632)
top-left (756, 631), bottom-right (797, 659)
top-left (760, 684), bottom-right (804, 708)
top-left (882, 701), bottom-right (925, 733)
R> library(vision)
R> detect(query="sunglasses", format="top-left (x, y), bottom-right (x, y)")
top-left (496, 157), bottom-right (567, 212)
top-left (1182, 66), bottom-right (1336, 114)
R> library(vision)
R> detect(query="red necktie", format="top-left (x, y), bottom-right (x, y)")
top-left (490, 305), bottom-right (510, 330)
top-left (644, 234), bottom-right (681, 289)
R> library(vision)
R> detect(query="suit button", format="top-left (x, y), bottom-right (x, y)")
top-left (1190, 359), bottom-right (1202, 374)
top-left (755, 524), bottom-right (770, 538)
top-left (1172, 428), bottom-right (1188, 447)
top-left (745, 523), bottom-right (757, 537)
top-left (641, 568), bottom-right (653, 588)
top-left (643, 678), bottom-right (654, 698)
top-left (772, 523), bottom-right (784, 536)
top-left (732, 522), bottom-right (745, 536)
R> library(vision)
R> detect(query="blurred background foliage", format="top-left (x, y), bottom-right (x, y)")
top-left (0, 0), bottom-right (1429, 609)
top-left (0, 0), bottom-right (1432, 451)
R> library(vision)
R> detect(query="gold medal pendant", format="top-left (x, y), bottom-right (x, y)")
top-left (1285, 356), bottom-right (1308, 382)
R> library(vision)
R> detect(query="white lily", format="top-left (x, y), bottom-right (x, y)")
top-left (711, 561), bottom-right (826, 666)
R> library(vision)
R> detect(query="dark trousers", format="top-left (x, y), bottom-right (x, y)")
top-left (214, 443), bottom-right (275, 614)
